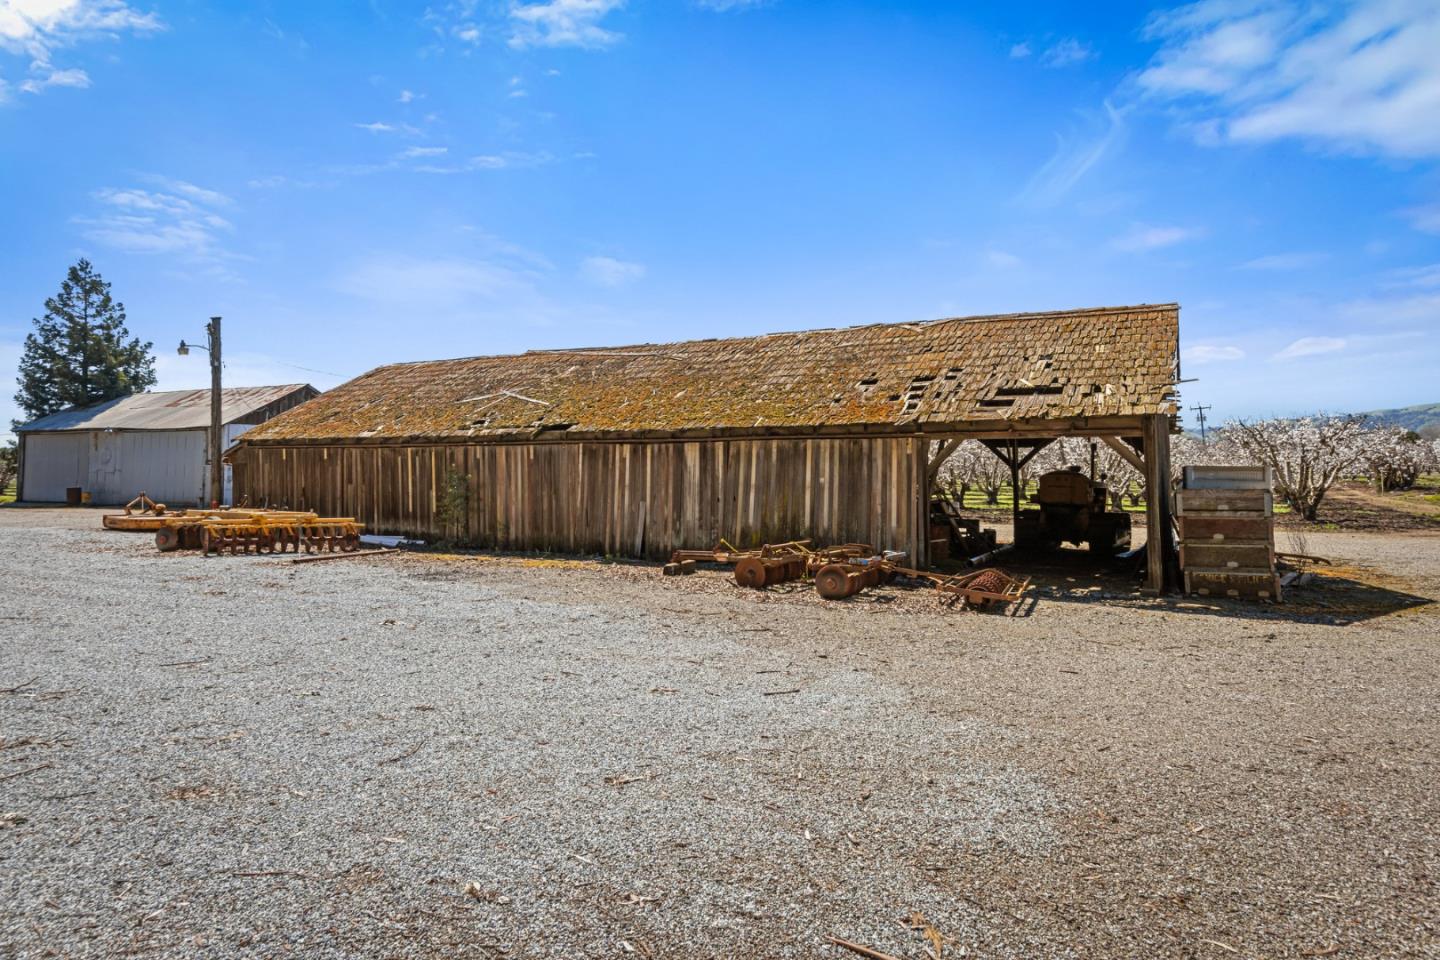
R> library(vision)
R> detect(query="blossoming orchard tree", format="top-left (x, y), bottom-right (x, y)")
top-left (1360, 426), bottom-right (1432, 492)
top-left (1222, 415), bottom-right (1368, 521)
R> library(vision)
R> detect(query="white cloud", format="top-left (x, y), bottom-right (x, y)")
top-left (1403, 202), bottom-right (1440, 235)
top-left (76, 178), bottom-right (239, 271)
top-left (148, 175), bottom-right (232, 207)
top-left (509, 0), bottom-right (624, 50)
top-left (1183, 344), bottom-right (1245, 364)
top-left (1238, 251), bottom-right (1326, 270)
top-left (1019, 100), bottom-right (1125, 206)
top-left (1009, 41), bottom-right (1031, 59)
top-left (984, 249), bottom-right (1022, 269)
top-left (355, 120), bottom-right (397, 133)
top-left (1274, 335), bottom-right (1346, 360)
top-left (1335, 291), bottom-right (1440, 326)
top-left (1041, 37), bottom-right (1095, 68)
top-left (1139, 0), bottom-right (1440, 158)
top-left (1111, 222), bottom-right (1202, 252)
top-left (401, 145), bottom-right (448, 159)
top-left (397, 88), bottom-right (417, 103)
top-left (1384, 263), bottom-right (1440, 289)
top-left (0, 0), bottom-right (161, 99)
top-left (579, 255), bottom-right (645, 287)
top-left (336, 254), bottom-right (541, 309)
top-left (409, 150), bottom-right (553, 174)
top-left (20, 64), bottom-right (87, 91)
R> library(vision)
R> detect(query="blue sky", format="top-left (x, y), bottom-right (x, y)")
top-left (3, 0), bottom-right (1439, 438)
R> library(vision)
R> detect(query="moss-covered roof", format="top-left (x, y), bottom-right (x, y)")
top-left (241, 304), bottom-right (1180, 443)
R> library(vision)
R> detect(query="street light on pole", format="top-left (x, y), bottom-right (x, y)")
top-left (178, 317), bottom-right (223, 507)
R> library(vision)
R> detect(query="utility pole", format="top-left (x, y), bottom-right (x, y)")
top-left (179, 316), bottom-right (224, 506)
top-left (1190, 403), bottom-right (1211, 443)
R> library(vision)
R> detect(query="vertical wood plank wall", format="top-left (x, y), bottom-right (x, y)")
top-left (231, 437), bottom-right (926, 561)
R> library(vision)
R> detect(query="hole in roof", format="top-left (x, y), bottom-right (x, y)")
top-left (858, 377), bottom-right (878, 387)
top-left (886, 394), bottom-right (901, 402)
top-left (995, 384), bottom-right (1063, 397)
top-left (979, 398), bottom-right (1015, 408)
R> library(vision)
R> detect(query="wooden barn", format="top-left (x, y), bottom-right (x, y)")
top-left (229, 304), bottom-right (1182, 589)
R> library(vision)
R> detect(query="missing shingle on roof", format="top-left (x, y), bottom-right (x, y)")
top-left (533, 422), bottom-right (575, 433)
top-left (995, 384), bottom-right (1063, 397)
top-left (978, 398), bottom-right (1015, 408)
top-left (857, 377), bottom-right (878, 387)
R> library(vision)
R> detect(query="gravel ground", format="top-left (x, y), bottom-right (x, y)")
top-left (2, 508), bottom-right (1437, 959)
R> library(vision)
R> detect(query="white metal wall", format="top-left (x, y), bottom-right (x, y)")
top-left (23, 424), bottom-right (261, 506)
top-left (20, 433), bottom-right (90, 502)
top-left (88, 431), bottom-right (209, 506)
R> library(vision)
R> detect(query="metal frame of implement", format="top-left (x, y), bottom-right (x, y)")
top-left (101, 499), bottom-right (364, 556)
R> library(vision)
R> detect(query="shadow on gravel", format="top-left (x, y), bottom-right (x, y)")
top-left (1011, 548), bottom-right (1435, 626)
top-left (1035, 568), bottom-right (1433, 625)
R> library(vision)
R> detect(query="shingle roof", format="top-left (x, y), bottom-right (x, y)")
top-left (17, 385), bottom-right (315, 433)
top-left (240, 305), bottom-right (1179, 443)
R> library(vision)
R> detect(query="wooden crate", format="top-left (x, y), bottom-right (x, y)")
top-left (1179, 541), bottom-right (1274, 570)
top-left (1182, 465), bottom-right (1273, 491)
top-left (1184, 568), bottom-right (1282, 601)
top-left (1177, 516), bottom-right (1274, 543)
top-left (1174, 488), bottom-right (1273, 517)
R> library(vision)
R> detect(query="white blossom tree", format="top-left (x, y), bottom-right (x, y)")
top-left (1223, 414), bottom-right (1368, 521)
top-left (1357, 426), bottom-right (1429, 492)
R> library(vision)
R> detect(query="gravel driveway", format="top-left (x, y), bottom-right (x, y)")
top-left (2, 508), bottom-right (1437, 958)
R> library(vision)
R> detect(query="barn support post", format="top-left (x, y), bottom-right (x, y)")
top-left (1141, 413), bottom-right (1176, 595)
top-left (915, 438), bottom-right (931, 568)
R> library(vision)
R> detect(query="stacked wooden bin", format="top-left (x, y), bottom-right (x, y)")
top-left (1175, 465), bottom-right (1280, 601)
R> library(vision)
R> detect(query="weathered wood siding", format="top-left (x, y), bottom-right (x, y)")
top-left (231, 437), bottom-right (926, 561)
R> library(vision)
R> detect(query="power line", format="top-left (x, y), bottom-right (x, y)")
top-left (273, 360), bottom-right (349, 379)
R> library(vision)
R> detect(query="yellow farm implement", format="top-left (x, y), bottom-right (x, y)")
top-left (102, 497), bottom-right (363, 556)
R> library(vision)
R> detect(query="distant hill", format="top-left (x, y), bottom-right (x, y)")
top-left (1362, 402), bottom-right (1440, 435)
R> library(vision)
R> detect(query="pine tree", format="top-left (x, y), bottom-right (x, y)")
top-left (14, 259), bottom-right (156, 428)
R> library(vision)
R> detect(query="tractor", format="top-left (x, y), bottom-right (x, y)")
top-left (1015, 466), bottom-right (1131, 555)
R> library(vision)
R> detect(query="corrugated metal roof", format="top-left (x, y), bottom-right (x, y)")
top-left (239, 306), bottom-right (1180, 444)
top-left (17, 385), bottom-right (316, 433)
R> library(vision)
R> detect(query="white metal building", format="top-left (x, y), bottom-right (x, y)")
top-left (15, 385), bottom-right (317, 506)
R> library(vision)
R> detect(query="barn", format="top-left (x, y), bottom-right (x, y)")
top-left (16, 384), bottom-right (317, 507)
top-left (229, 304), bottom-right (1181, 589)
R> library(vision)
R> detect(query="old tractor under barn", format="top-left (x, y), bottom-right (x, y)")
top-left (1015, 467), bottom-right (1131, 555)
